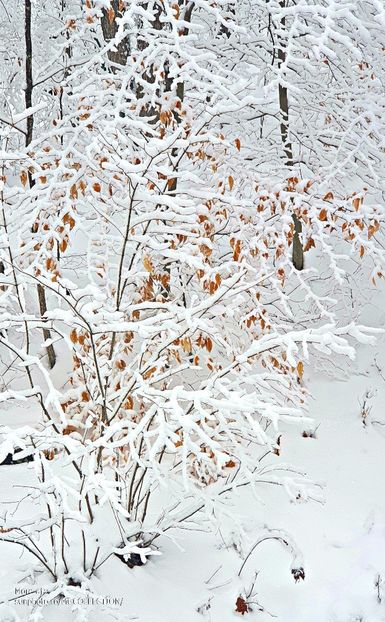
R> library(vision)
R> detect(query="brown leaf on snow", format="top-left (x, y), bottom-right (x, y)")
top-left (235, 596), bottom-right (249, 615)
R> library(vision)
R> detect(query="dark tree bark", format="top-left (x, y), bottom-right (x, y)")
top-left (25, 0), bottom-right (56, 368)
top-left (100, 0), bottom-right (130, 69)
top-left (277, 0), bottom-right (304, 271)
top-left (218, 2), bottom-right (235, 38)
top-left (24, 0), bottom-right (34, 151)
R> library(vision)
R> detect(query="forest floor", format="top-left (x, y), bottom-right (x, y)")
top-left (1, 284), bottom-right (385, 622)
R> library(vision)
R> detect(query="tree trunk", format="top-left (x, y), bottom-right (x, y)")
top-left (277, 0), bottom-right (304, 271)
top-left (25, 0), bottom-right (56, 368)
top-left (100, 0), bottom-right (130, 69)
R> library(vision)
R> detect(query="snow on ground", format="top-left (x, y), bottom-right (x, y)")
top-left (1, 292), bottom-right (385, 622)
top-left (93, 357), bottom-right (385, 622)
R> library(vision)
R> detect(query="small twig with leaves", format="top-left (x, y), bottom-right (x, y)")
top-left (235, 572), bottom-right (276, 617)
top-left (359, 389), bottom-right (376, 427)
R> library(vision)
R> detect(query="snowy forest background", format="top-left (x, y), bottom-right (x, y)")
top-left (1, 0), bottom-right (385, 620)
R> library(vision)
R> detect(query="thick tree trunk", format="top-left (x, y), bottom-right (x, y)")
top-left (100, 0), bottom-right (130, 68)
top-left (25, 0), bottom-right (56, 368)
top-left (277, 1), bottom-right (304, 271)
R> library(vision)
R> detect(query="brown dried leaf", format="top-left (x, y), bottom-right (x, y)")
top-left (143, 255), bottom-right (154, 273)
top-left (70, 184), bottom-right (78, 199)
top-left (304, 237), bottom-right (315, 252)
top-left (46, 257), bottom-right (55, 271)
top-left (297, 361), bottom-right (304, 380)
top-left (235, 596), bottom-right (249, 615)
top-left (107, 6), bottom-right (115, 23)
top-left (181, 337), bottom-right (192, 353)
top-left (225, 459), bottom-right (236, 468)
top-left (143, 366), bottom-right (156, 380)
top-left (323, 191), bottom-right (334, 201)
top-left (20, 171), bottom-right (28, 187)
top-left (352, 197), bottom-right (361, 211)
top-left (319, 209), bottom-right (327, 222)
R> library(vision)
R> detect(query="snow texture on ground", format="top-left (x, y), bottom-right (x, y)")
top-left (1, 296), bottom-right (385, 622)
